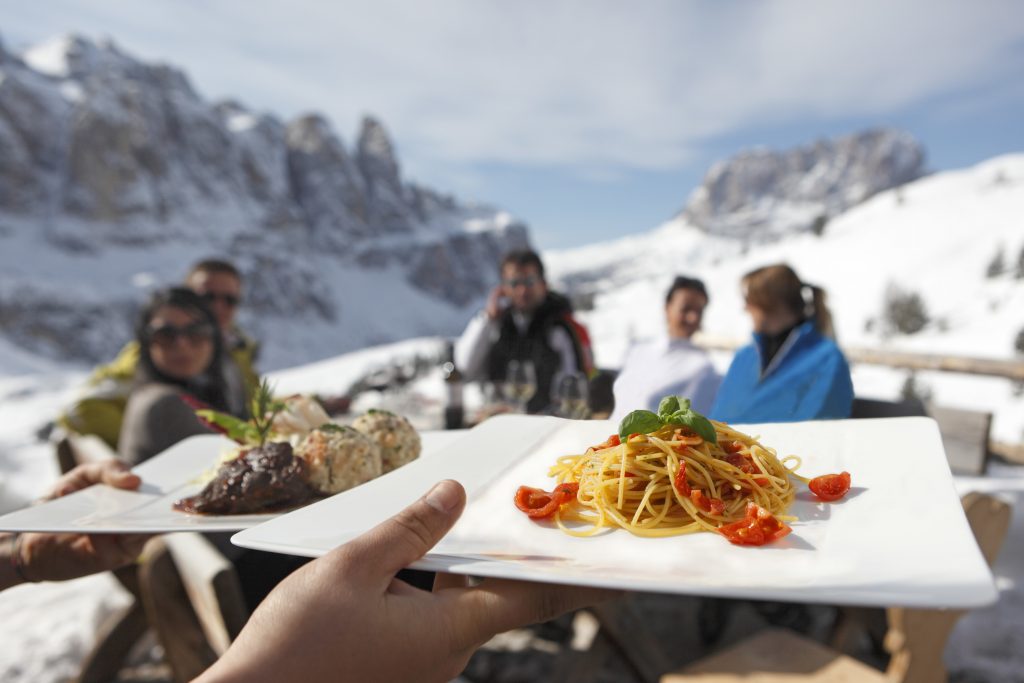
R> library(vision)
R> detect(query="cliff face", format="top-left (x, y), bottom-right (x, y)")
top-left (0, 35), bottom-right (528, 367)
top-left (682, 128), bottom-right (926, 242)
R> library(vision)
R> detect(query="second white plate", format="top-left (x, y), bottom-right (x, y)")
top-left (232, 415), bottom-right (997, 609)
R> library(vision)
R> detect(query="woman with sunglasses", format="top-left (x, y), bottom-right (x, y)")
top-left (118, 287), bottom-right (232, 464)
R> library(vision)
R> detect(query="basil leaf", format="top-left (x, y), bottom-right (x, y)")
top-left (657, 396), bottom-right (680, 418)
top-left (618, 410), bottom-right (663, 440)
top-left (663, 409), bottom-right (718, 445)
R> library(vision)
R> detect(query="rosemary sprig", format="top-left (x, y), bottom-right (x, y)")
top-left (194, 377), bottom-right (285, 446)
top-left (250, 378), bottom-right (285, 446)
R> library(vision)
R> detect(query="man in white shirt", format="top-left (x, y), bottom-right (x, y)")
top-left (455, 250), bottom-right (590, 414)
top-left (610, 276), bottom-right (720, 421)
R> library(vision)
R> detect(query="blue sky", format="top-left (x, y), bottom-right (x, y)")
top-left (3, 0), bottom-right (1023, 248)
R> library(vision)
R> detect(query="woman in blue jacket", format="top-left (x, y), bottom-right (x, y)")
top-left (711, 264), bottom-right (853, 423)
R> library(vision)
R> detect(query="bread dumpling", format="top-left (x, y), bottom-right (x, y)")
top-left (295, 425), bottom-right (382, 494)
top-left (351, 410), bottom-right (421, 473)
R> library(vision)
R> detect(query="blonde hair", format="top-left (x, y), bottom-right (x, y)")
top-left (742, 264), bottom-right (835, 339)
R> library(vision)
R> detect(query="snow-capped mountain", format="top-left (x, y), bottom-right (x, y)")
top-left (0, 35), bottom-right (528, 368)
top-left (682, 128), bottom-right (926, 242)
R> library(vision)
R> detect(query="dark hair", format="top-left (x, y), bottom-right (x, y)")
top-left (665, 275), bottom-right (709, 306)
top-left (187, 258), bottom-right (242, 282)
top-left (134, 287), bottom-right (230, 411)
top-left (500, 249), bottom-right (545, 280)
top-left (742, 264), bottom-right (835, 338)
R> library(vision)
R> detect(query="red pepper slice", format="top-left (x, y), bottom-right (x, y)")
top-left (179, 394), bottom-right (227, 435)
top-left (514, 483), bottom-right (579, 519)
top-left (718, 502), bottom-right (792, 546)
top-left (808, 472), bottom-right (851, 502)
top-left (673, 462), bottom-right (691, 497)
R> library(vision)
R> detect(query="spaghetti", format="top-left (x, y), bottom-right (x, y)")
top-left (542, 421), bottom-right (803, 540)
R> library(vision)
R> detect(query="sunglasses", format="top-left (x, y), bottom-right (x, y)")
top-left (503, 276), bottom-right (540, 288)
top-left (147, 322), bottom-right (215, 347)
top-left (200, 291), bottom-right (241, 308)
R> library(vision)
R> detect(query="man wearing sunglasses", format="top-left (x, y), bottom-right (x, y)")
top-left (59, 259), bottom-right (259, 448)
top-left (184, 260), bottom-right (260, 416)
top-left (455, 249), bottom-right (592, 414)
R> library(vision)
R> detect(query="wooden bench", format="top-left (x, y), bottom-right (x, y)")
top-left (139, 534), bottom-right (249, 682)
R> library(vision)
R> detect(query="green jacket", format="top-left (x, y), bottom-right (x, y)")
top-left (58, 329), bottom-right (259, 450)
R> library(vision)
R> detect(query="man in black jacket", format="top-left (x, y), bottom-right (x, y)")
top-left (455, 250), bottom-right (591, 414)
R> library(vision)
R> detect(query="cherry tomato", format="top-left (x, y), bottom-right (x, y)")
top-left (673, 462), bottom-right (691, 496)
top-left (671, 428), bottom-right (704, 446)
top-left (808, 472), bottom-right (851, 502)
top-left (690, 489), bottom-right (725, 515)
top-left (724, 453), bottom-right (757, 475)
top-left (718, 502), bottom-right (792, 546)
top-left (709, 497), bottom-right (725, 516)
top-left (514, 483), bottom-right (579, 519)
top-left (591, 434), bottom-right (621, 451)
top-left (722, 440), bottom-right (745, 454)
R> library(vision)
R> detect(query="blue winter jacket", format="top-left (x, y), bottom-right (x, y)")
top-left (710, 321), bottom-right (853, 423)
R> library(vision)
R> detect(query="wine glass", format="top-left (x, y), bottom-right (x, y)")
top-left (553, 371), bottom-right (590, 419)
top-left (506, 359), bottom-right (537, 413)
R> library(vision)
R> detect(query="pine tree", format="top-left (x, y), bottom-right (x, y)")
top-left (986, 245), bottom-right (1006, 278)
top-left (900, 373), bottom-right (933, 405)
top-left (810, 214), bottom-right (828, 237)
top-left (883, 284), bottom-right (929, 335)
top-left (1016, 244), bottom-right (1024, 280)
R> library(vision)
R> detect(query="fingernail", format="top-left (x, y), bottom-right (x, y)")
top-left (424, 480), bottom-right (461, 512)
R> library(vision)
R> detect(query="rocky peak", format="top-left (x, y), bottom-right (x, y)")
top-left (683, 128), bottom-right (926, 242)
top-left (286, 114), bottom-right (337, 154)
top-left (355, 115), bottom-right (414, 233)
top-left (357, 115), bottom-right (401, 185)
top-left (24, 35), bottom-right (194, 96)
top-left (285, 113), bottom-right (369, 237)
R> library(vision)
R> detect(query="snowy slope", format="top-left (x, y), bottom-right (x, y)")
top-left (546, 154), bottom-right (1024, 443)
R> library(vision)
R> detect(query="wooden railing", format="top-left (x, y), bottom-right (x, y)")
top-left (694, 335), bottom-right (1024, 382)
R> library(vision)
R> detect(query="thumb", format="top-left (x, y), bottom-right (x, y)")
top-left (103, 467), bottom-right (142, 491)
top-left (344, 480), bottom-right (466, 585)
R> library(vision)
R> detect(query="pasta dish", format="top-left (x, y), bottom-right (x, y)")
top-left (514, 395), bottom-right (850, 546)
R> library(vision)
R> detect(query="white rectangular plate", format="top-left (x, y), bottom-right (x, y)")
top-left (232, 415), bottom-right (997, 608)
top-left (0, 431), bottom-right (462, 533)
